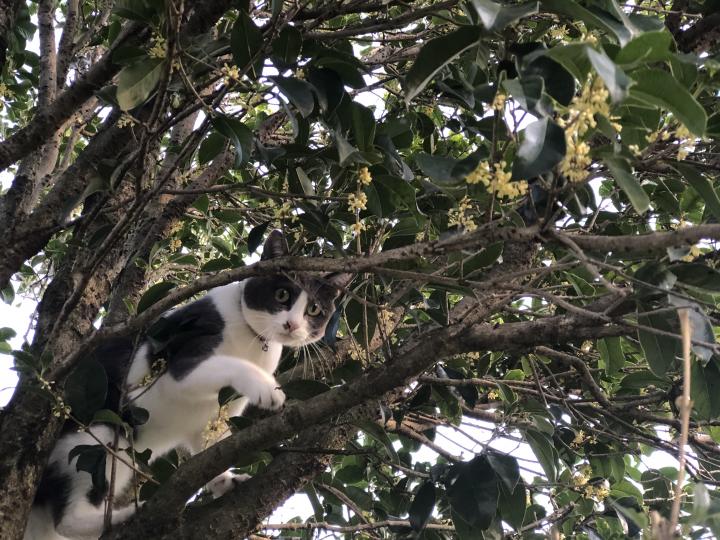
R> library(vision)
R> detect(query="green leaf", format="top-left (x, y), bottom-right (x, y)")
top-left (502, 76), bottom-right (552, 116)
top-left (586, 46), bottom-right (631, 103)
top-left (415, 153), bottom-right (465, 185)
top-left (691, 360), bottom-right (720, 420)
top-left (615, 30), bottom-right (673, 66)
top-left (198, 132), bottom-right (227, 165)
top-left (603, 155), bottom-right (650, 214)
top-left (91, 409), bottom-right (127, 432)
top-left (511, 118), bottom-right (566, 180)
top-left (669, 263), bottom-right (720, 292)
top-left (271, 76), bottom-right (315, 118)
top-left (271, 25), bottom-right (302, 67)
top-left (545, 44), bottom-right (592, 82)
top-left (65, 359), bottom-right (108, 424)
top-left (247, 221), bottom-right (270, 253)
top-left (335, 131), bottom-right (363, 167)
top-left (598, 337), bottom-right (625, 377)
top-left (351, 102), bottom-right (376, 152)
top-left (487, 451), bottom-right (520, 492)
top-left (408, 482), bottom-right (436, 532)
top-left (637, 310), bottom-right (678, 377)
top-left (212, 115), bottom-right (253, 167)
top-left (116, 57), bottom-right (164, 111)
top-left (498, 482), bottom-right (527, 530)
top-left (541, 0), bottom-right (636, 46)
top-left (230, 11), bottom-right (263, 78)
top-left (70, 444), bottom-right (107, 495)
top-left (471, 0), bottom-right (539, 31)
top-left (525, 430), bottom-right (557, 482)
top-left (403, 26), bottom-right (481, 103)
top-left (137, 282), bottom-right (176, 314)
top-left (522, 56), bottom-right (575, 106)
top-left (445, 456), bottom-right (499, 529)
top-left (282, 379), bottom-right (330, 400)
top-left (631, 68), bottom-right (707, 136)
top-left (0, 327), bottom-right (16, 341)
top-left (668, 295), bottom-right (717, 364)
top-left (675, 163), bottom-right (720, 222)
top-left (353, 420), bottom-right (400, 464)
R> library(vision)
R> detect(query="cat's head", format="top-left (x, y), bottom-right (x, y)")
top-left (242, 231), bottom-right (352, 347)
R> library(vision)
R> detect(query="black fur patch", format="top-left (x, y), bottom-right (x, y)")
top-left (152, 297), bottom-right (226, 381)
top-left (34, 462), bottom-right (71, 525)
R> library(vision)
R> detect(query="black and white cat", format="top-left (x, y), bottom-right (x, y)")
top-left (25, 231), bottom-right (350, 540)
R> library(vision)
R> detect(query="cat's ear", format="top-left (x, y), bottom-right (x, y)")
top-left (324, 272), bottom-right (353, 294)
top-left (261, 230), bottom-right (289, 260)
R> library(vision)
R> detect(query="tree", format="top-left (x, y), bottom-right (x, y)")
top-left (1, 0), bottom-right (720, 538)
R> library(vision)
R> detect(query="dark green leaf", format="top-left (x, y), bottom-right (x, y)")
top-left (353, 419), bottom-right (400, 464)
top-left (471, 0), bottom-right (539, 31)
top-left (669, 263), bottom-right (720, 292)
top-left (70, 444), bottom-right (107, 495)
top-left (247, 222), bottom-right (270, 253)
top-left (522, 56), bottom-right (575, 106)
top-left (272, 76), bottom-right (315, 118)
top-left (691, 360), bottom-right (720, 420)
top-left (615, 30), bottom-right (673, 66)
top-left (403, 26), bottom-right (481, 103)
top-left (137, 282), bottom-right (176, 314)
top-left (598, 337), bottom-right (625, 377)
top-left (603, 155), bottom-right (650, 214)
top-left (511, 118), bottom-right (566, 180)
top-left (198, 132), bottom-right (227, 165)
top-left (65, 359), bottom-right (108, 424)
top-left (212, 115), bottom-right (253, 166)
top-left (408, 482), bottom-right (436, 532)
top-left (116, 57), bottom-right (164, 111)
top-left (668, 295), bottom-right (716, 364)
top-left (675, 163), bottom-right (720, 222)
top-left (637, 310), bottom-right (678, 377)
top-left (271, 26), bottom-right (302, 67)
top-left (415, 153), bottom-right (465, 185)
top-left (525, 430), bottom-right (557, 482)
top-left (487, 451), bottom-right (520, 492)
top-left (230, 11), bottom-right (263, 78)
top-left (503, 75), bottom-right (552, 116)
top-left (586, 46), bottom-right (630, 103)
top-left (91, 409), bottom-right (125, 428)
top-left (282, 379), bottom-right (330, 400)
top-left (631, 68), bottom-right (707, 136)
top-left (0, 327), bottom-right (16, 341)
top-left (445, 456), bottom-right (499, 529)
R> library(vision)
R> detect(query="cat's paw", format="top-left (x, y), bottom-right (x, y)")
top-left (207, 471), bottom-right (251, 499)
top-left (242, 373), bottom-right (285, 410)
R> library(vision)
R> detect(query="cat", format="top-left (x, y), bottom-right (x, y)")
top-left (25, 230), bottom-right (350, 540)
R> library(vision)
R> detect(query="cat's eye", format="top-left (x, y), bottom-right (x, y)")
top-left (275, 288), bottom-right (290, 303)
top-left (306, 303), bottom-right (322, 317)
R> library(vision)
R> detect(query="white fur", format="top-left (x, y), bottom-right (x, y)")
top-left (26, 280), bottom-right (320, 540)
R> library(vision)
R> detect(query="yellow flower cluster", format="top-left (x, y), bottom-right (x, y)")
top-left (148, 34), bottom-right (167, 59)
top-left (202, 404), bottom-right (230, 448)
top-left (169, 238), bottom-right (182, 252)
top-left (117, 114), bottom-right (138, 128)
top-left (220, 63), bottom-right (241, 84)
top-left (583, 484), bottom-right (610, 501)
top-left (274, 201), bottom-right (295, 221)
top-left (358, 167), bottom-right (372, 186)
top-left (348, 192), bottom-right (368, 212)
top-left (448, 195), bottom-right (477, 231)
top-left (682, 245), bottom-right (702, 262)
top-left (675, 124), bottom-right (695, 161)
top-left (558, 76), bottom-right (619, 183)
top-left (466, 160), bottom-right (528, 199)
top-left (350, 221), bottom-right (366, 236)
top-left (491, 92), bottom-right (506, 111)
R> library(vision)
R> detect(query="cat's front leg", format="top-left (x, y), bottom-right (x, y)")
top-left (174, 355), bottom-right (285, 410)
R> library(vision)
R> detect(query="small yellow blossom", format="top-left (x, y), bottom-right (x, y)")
top-left (448, 195), bottom-right (477, 231)
top-left (117, 114), bottom-right (138, 128)
top-left (487, 389), bottom-right (499, 401)
top-left (274, 201), bottom-right (296, 221)
top-left (348, 192), bottom-right (368, 212)
top-left (148, 34), bottom-right (167, 59)
top-left (350, 221), bottom-right (366, 236)
top-left (169, 238), bottom-right (182, 252)
top-left (220, 63), bottom-right (241, 84)
top-left (0, 82), bottom-right (12, 99)
top-left (561, 138), bottom-right (592, 183)
top-left (549, 25), bottom-right (568, 41)
top-left (466, 161), bottom-right (528, 199)
top-left (491, 92), bottom-right (506, 111)
top-left (628, 144), bottom-right (642, 157)
top-left (682, 245), bottom-right (702, 262)
top-left (572, 472), bottom-right (589, 487)
top-left (358, 167), bottom-right (372, 186)
top-left (202, 404), bottom-right (231, 448)
top-left (571, 430), bottom-right (586, 448)
top-left (675, 124), bottom-right (695, 161)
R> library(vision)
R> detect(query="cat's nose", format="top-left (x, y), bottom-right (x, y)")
top-left (284, 320), bottom-right (300, 333)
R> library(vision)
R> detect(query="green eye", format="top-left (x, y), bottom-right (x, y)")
top-left (275, 288), bottom-right (290, 303)
top-left (306, 303), bottom-right (322, 316)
